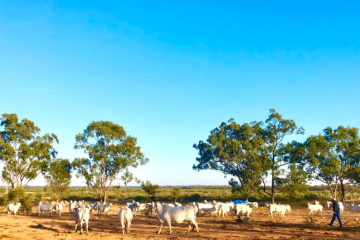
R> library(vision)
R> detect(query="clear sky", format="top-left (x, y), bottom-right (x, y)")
top-left (0, 1), bottom-right (359, 186)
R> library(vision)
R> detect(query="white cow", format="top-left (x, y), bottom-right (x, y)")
top-left (54, 202), bottom-right (65, 216)
top-left (268, 204), bottom-right (279, 217)
top-left (234, 204), bottom-right (252, 217)
top-left (155, 203), bottom-right (199, 235)
top-left (118, 206), bottom-right (133, 234)
top-left (249, 202), bottom-right (259, 208)
top-left (90, 202), bottom-right (100, 212)
top-left (174, 202), bottom-right (182, 207)
top-left (7, 203), bottom-right (21, 216)
top-left (38, 202), bottom-right (54, 216)
top-left (345, 205), bottom-right (360, 213)
top-left (218, 203), bottom-right (233, 218)
top-left (308, 203), bottom-right (323, 215)
top-left (98, 203), bottom-right (113, 216)
top-left (195, 202), bottom-right (216, 216)
top-left (69, 201), bottom-right (77, 213)
top-left (75, 206), bottom-right (90, 234)
top-left (327, 201), bottom-right (332, 209)
top-left (128, 202), bottom-right (140, 215)
top-left (339, 202), bottom-right (344, 213)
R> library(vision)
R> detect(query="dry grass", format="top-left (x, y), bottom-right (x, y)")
top-left (1, 205), bottom-right (360, 239)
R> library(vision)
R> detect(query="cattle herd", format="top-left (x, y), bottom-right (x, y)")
top-left (5, 199), bottom-right (360, 235)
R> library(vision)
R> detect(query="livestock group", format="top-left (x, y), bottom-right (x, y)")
top-left (6, 198), bottom-right (360, 236)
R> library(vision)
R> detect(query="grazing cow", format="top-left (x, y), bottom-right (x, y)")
top-left (69, 201), bottom-right (77, 213)
top-left (75, 206), bottom-right (90, 234)
top-left (54, 202), bottom-right (65, 216)
top-left (98, 203), bottom-right (113, 216)
top-left (118, 206), bottom-right (133, 234)
top-left (308, 203), bottom-right (323, 215)
top-left (345, 205), bottom-right (360, 213)
top-left (155, 202), bottom-right (199, 235)
top-left (38, 202), bottom-right (54, 216)
top-left (7, 203), bottom-right (21, 216)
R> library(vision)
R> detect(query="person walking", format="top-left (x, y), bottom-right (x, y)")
top-left (328, 198), bottom-right (342, 227)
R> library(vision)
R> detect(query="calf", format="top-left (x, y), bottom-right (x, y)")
top-left (118, 206), bottom-right (133, 234)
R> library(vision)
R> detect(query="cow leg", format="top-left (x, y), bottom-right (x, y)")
top-left (186, 221), bottom-right (191, 234)
top-left (157, 223), bottom-right (163, 234)
top-left (75, 222), bottom-right (78, 233)
top-left (86, 221), bottom-right (88, 233)
top-left (127, 221), bottom-right (131, 233)
top-left (167, 219), bottom-right (172, 235)
top-left (80, 219), bottom-right (83, 234)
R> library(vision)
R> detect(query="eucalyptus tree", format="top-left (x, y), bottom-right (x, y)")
top-left (305, 126), bottom-right (360, 203)
top-left (42, 158), bottom-right (72, 201)
top-left (193, 119), bottom-right (270, 200)
top-left (259, 109), bottom-right (305, 203)
top-left (0, 113), bottom-right (58, 189)
top-left (72, 121), bottom-right (148, 203)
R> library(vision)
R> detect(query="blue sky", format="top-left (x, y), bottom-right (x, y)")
top-left (0, 1), bottom-right (359, 186)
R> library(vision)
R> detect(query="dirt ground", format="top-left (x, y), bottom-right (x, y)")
top-left (0, 204), bottom-right (359, 240)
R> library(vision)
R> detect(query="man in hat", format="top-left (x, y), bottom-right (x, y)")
top-left (328, 198), bottom-right (342, 227)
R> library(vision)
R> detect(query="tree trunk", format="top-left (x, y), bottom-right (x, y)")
top-left (271, 169), bottom-right (275, 204)
top-left (340, 180), bottom-right (346, 205)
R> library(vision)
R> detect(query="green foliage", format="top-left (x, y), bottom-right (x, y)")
top-left (141, 181), bottom-right (159, 198)
top-left (279, 164), bottom-right (308, 198)
top-left (72, 121), bottom-right (148, 203)
top-left (304, 126), bottom-right (360, 202)
top-left (0, 113), bottom-right (58, 189)
top-left (7, 188), bottom-right (25, 203)
top-left (20, 194), bottom-right (34, 215)
top-left (193, 109), bottom-right (305, 203)
top-left (193, 118), bottom-right (269, 200)
top-left (43, 158), bottom-right (72, 201)
top-left (170, 187), bottom-right (182, 202)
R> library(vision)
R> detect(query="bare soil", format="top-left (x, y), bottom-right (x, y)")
top-left (1, 205), bottom-right (359, 239)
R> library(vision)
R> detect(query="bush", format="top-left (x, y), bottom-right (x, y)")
top-left (0, 197), bottom-right (5, 207)
top-left (304, 216), bottom-right (318, 228)
top-left (7, 188), bottom-right (25, 203)
top-left (20, 194), bottom-right (34, 215)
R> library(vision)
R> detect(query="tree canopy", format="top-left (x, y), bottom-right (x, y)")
top-left (193, 109), bottom-right (305, 203)
top-left (0, 113), bottom-right (58, 189)
top-left (42, 158), bottom-right (72, 201)
top-left (72, 121), bottom-right (148, 203)
top-left (304, 126), bottom-right (360, 203)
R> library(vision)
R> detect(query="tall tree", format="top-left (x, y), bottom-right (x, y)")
top-left (42, 158), bottom-right (72, 201)
top-left (260, 109), bottom-right (304, 203)
top-left (305, 126), bottom-right (360, 203)
top-left (72, 121), bottom-right (148, 203)
top-left (0, 113), bottom-right (58, 189)
top-left (193, 119), bottom-right (270, 200)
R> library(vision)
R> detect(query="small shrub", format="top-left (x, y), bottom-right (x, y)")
top-left (304, 216), bottom-right (318, 228)
top-left (20, 194), bottom-right (34, 215)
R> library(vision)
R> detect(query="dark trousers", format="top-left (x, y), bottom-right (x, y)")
top-left (330, 211), bottom-right (342, 227)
